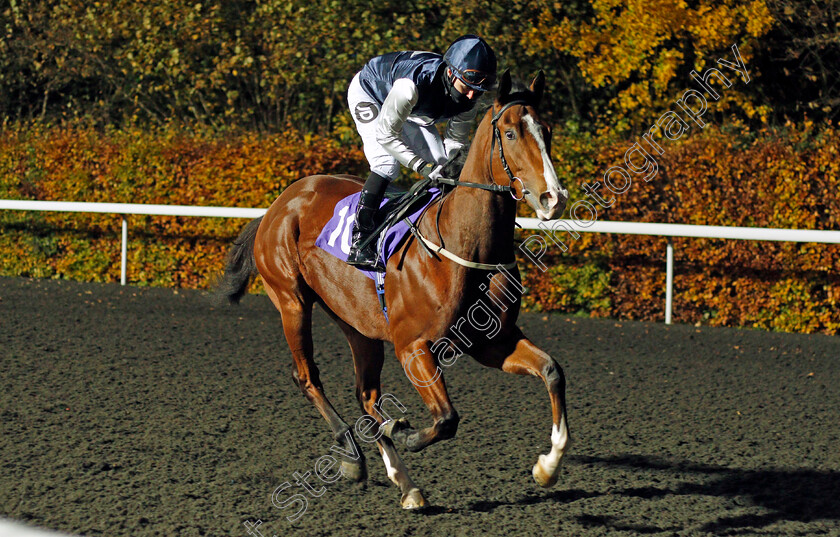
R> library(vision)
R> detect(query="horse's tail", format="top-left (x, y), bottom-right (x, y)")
top-left (217, 216), bottom-right (262, 304)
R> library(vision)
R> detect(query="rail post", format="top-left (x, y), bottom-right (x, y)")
top-left (665, 240), bottom-right (674, 324)
top-left (121, 217), bottom-right (127, 286)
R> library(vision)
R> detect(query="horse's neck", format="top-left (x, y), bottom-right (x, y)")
top-left (436, 119), bottom-right (517, 264)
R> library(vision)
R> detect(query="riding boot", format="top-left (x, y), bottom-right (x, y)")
top-left (347, 172), bottom-right (388, 271)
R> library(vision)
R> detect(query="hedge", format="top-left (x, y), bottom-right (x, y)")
top-left (1, 121), bottom-right (838, 334)
top-left (521, 121), bottom-right (840, 334)
top-left (0, 122), bottom-right (365, 289)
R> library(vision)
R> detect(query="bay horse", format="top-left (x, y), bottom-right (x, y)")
top-left (219, 71), bottom-right (570, 509)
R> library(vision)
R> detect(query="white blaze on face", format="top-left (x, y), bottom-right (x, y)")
top-left (523, 114), bottom-right (569, 202)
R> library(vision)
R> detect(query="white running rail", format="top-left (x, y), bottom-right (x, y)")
top-left (0, 518), bottom-right (80, 537)
top-left (3, 200), bottom-right (840, 324)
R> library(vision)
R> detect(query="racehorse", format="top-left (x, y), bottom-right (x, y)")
top-left (219, 71), bottom-right (571, 509)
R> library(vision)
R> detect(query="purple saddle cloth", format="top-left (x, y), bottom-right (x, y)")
top-left (315, 188), bottom-right (441, 280)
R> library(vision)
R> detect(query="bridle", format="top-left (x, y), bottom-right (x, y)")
top-left (489, 99), bottom-right (529, 201)
top-left (431, 99), bottom-right (529, 201)
top-left (374, 99), bottom-right (532, 319)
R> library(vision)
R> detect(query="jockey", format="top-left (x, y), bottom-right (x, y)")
top-left (345, 34), bottom-right (497, 270)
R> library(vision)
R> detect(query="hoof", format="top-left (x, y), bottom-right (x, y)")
top-left (340, 460), bottom-right (367, 482)
top-left (381, 418), bottom-right (411, 442)
top-left (532, 456), bottom-right (559, 488)
top-left (400, 488), bottom-right (427, 510)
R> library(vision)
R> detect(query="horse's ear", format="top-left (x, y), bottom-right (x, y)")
top-left (497, 69), bottom-right (512, 101)
top-left (530, 70), bottom-right (545, 105)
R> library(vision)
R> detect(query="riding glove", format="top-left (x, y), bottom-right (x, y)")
top-left (416, 161), bottom-right (445, 180)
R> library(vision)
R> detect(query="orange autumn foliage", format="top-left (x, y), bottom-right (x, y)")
top-left (1, 121), bottom-right (838, 334)
top-left (520, 121), bottom-right (840, 334)
top-left (0, 122), bottom-right (365, 289)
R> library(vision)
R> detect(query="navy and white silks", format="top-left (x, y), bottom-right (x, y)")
top-left (347, 51), bottom-right (479, 180)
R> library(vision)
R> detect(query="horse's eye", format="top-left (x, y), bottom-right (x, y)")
top-left (505, 130), bottom-right (516, 140)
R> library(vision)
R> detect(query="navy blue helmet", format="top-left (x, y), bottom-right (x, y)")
top-left (443, 35), bottom-right (497, 92)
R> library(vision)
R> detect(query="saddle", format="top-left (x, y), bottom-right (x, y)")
top-left (315, 178), bottom-right (444, 277)
top-left (355, 178), bottom-right (445, 258)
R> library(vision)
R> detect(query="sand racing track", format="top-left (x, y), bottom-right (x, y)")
top-left (1, 276), bottom-right (839, 537)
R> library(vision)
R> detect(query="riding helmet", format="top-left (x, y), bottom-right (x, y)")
top-left (442, 35), bottom-right (497, 92)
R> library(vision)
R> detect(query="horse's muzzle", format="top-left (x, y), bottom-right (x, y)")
top-left (536, 188), bottom-right (568, 220)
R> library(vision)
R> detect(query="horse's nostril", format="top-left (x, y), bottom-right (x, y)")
top-left (540, 191), bottom-right (558, 210)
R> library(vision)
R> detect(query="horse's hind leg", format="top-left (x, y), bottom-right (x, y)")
top-left (264, 283), bottom-right (367, 482)
top-left (322, 307), bottom-right (426, 509)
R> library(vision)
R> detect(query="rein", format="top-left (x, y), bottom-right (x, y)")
top-left (410, 99), bottom-right (531, 272)
top-left (373, 101), bottom-right (529, 320)
top-left (426, 99), bottom-right (531, 200)
top-left (432, 176), bottom-right (514, 195)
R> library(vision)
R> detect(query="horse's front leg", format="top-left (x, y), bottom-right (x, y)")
top-left (473, 327), bottom-right (571, 488)
top-left (384, 340), bottom-right (459, 453)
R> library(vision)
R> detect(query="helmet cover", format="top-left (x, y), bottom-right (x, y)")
top-left (443, 35), bottom-right (497, 92)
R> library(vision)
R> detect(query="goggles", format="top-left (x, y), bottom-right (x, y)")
top-left (450, 66), bottom-right (495, 91)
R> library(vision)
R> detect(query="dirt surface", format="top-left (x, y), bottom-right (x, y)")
top-left (1, 276), bottom-right (839, 537)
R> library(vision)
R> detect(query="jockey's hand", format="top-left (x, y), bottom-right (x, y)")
top-left (442, 139), bottom-right (468, 178)
top-left (416, 161), bottom-right (444, 181)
